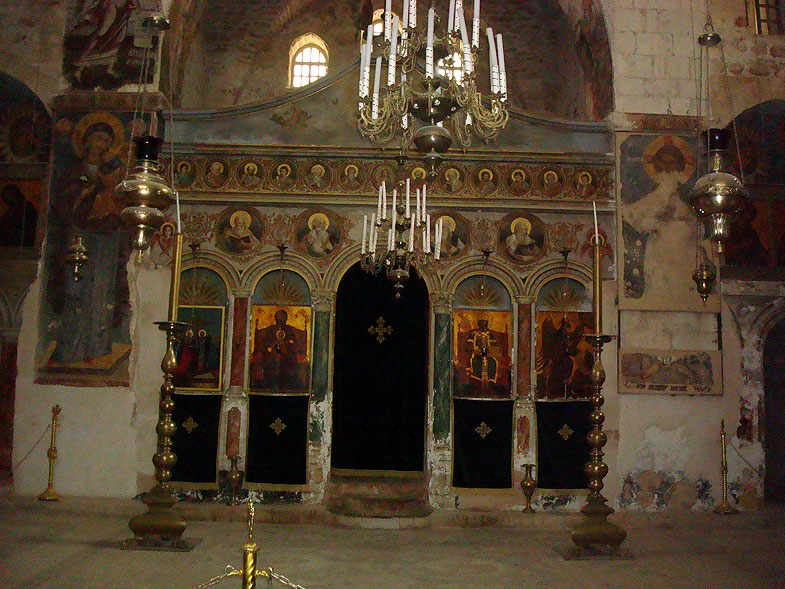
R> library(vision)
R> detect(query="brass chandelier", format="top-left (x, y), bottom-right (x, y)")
top-left (360, 156), bottom-right (444, 297)
top-left (357, 0), bottom-right (509, 177)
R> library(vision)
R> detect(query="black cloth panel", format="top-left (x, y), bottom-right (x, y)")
top-left (171, 393), bottom-right (222, 484)
top-left (246, 394), bottom-right (308, 485)
top-left (331, 263), bottom-right (428, 472)
top-left (535, 400), bottom-right (592, 489)
top-left (452, 399), bottom-right (513, 488)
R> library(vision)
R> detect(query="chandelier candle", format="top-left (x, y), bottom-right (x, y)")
top-left (426, 8), bottom-right (435, 77)
top-left (472, 0), bottom-right (480, 48)
top-left (387, 15), bottom-right (399, 87)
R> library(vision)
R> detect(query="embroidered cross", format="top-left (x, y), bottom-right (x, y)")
top-left (558, 423), bottom-right (573, 440)
top-left (270, 417), bottom-right (287, 435)
top-left (182, 416), bottom-right (198, 434)
top-left (475, 422), bottom-right (492, 438)
top-left (368, 316), bottom-right (394, 343)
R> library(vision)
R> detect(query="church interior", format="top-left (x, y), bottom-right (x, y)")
top-left (2, 0), bottom-right (785, 586)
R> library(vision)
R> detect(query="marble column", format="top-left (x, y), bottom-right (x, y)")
top-left (515, 296), bottom-right (534, 397)
top-left (229, 291), bottom-right (251, 390)
top-left (431, 293), bottom-right (452, 443)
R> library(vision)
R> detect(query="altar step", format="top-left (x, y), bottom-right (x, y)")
top-left (326, 473), bottom-right (432, 519)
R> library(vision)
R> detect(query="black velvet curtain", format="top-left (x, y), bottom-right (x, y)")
top-left (245, 394), bottom-right (309, 485)
top-left (331, 263), bottom-right (429, 472)
top-left (452, 399), bottom-right (514, 488)
top-left (535, 400), bottom-right (592, 489)
top-left (171, 393), bottom-right (222, 485)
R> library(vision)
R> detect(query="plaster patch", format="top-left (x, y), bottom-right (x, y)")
top-left (635, 425), bottom-right (690, 472)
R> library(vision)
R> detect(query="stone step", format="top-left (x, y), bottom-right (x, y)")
top-left (327, 494), bottom-right (432, 519)
top-left (326, 473), bottom-right (432, 518)
top-left (327, 475), bottom-right (429, 501)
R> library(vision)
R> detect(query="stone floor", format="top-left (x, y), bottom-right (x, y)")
top-left (1, 495), bottom-right (784, 588)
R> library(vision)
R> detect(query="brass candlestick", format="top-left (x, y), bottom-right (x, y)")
top-left (242, 501), bottom-right (260, 589)
top-left (569, 233), bottom-right (629, 557)
top-left (125, 233), bottom-right (196, 551)
top-left (38, 405), bottom-right (61, 501)
top-left (714, 419), bottom-right (739, 514)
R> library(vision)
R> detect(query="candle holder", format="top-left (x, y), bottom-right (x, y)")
top-left (714, 419), bottom-right (739, 514)
top-left (565, 232), bottom-right (630, 559)
top-left (226, 455), bottom-right (244, 506)
top-left (37, 405), bottom-right (61, 501)
top-left (123, 233), bottom-right (198, 551)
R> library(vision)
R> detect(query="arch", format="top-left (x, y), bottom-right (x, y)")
top-left (181, 250), bottom-right (241, 291)
top-left (179, 266), bottom-right (229, 306)
top-left (251, 269), bottom-right (312, 306)
top-left (241, 250), bottom-right (322, 294)
top-left (289, 33), bottom-right (329, 88)
top-left (323, 243), bottom-right (439, 298)
top-left (441, 255), bottom-right (525, 299)
top-left (524, 258), bottom-right (592, 299)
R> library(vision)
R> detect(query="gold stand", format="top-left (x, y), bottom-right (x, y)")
top-left (37, 405), bottom-right (61, 501)
top-left (714, 419), bottom-right (739, 514)
top-left (242, 502), bottom-right (260, 589)
top-left (123, 233), bottom-right (198, 551)
top-left (564, 234), bottom-right (631, 559)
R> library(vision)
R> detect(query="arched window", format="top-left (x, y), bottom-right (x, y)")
top-left (437, 51), bottom-right (463, 83)
top-left (289, 34), bottom-right (328, 88)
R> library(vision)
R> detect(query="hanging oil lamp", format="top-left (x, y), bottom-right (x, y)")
top-left (113, 136), bottom-right (172, 251)
top-left (64, 235), bottom-right (89, 281)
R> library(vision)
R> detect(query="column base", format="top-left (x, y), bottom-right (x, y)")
top-left (124, 485), bottom-right (196, 552)
top-left (568, 496), bottom-right (630, 558)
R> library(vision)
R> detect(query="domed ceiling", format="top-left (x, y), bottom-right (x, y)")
top-left (166, 0), bottom-right (612, 121)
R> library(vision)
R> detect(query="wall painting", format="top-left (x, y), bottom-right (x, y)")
top-left (173, 306), bottom-right (225, 391)
top-left (453, 309), bottom-right (512, 399)
top-left (249, 306), bottom-right (311, 393)
top-left (619, 349), bottom-right (722, 395)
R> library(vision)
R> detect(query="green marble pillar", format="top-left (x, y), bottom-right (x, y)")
top-left (432, 309), bottom-right (452, 442)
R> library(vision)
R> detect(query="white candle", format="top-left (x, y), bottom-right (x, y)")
top-left (384, 0), bottom-right (392, 42)
top-left (175, 191), bottom-right (181, 233)
top-left (487, 28), bottom-right (498, 94)
top-left (454, 0), bottom-right (463, 31)
top-left (362, 215), bottom-right (368, 254)
top-left (363, 25), bottom-right (373, 93)
top-left (422, 183), bottom-right (427, 217)
top-left (415, 187), bottom-right (421, 225)
top-left (593, 201), bottom-right (599, 242)
top-left (370, 213), bottom-right (377, 253)
top-left (435, 217), bottom-right (444, 259)
top-left (382, 181), bottom-right (387, 219)
top-left (458, 8), bottom-right (472, 76)
top-left (377, 185), bottom-right (383, 219)
top-left (426, 214), bottom-right (431, 249)
top-left (448, 0), bottom-right (456, 32)
top-left (426, 8), bottom-right (435, 78)
top-left (409, 223), bottom-right (415, 251)
top-left (406, 179), bottom-right (411, 217)
top-left (496, 33), bottom-right (506, 100)
top-left (472, 0), bottom-right (480, 48)
top-left (388, 17), bottom-right (399, 86)
top-left (372, 56), bottom-right (382, 119)
top-left (410, 0), bottom-right (417, 28)
top-left (392, 188), bottom-right (397, 217)
top-left (391, 207), bottom-right (397, 250)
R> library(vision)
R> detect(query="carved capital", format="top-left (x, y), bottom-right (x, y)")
top-left (312, 289), bottom-right (336, 311)
top-left (430, 292), bottom-right (452, 313)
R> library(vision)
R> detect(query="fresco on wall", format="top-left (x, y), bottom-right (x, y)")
top-left (249, 306), bottom-right (311, 393)
top-left (431, 211), bottom-right (469, 259)
top-left (498, 212), bottom-right (547, 264)
top-left (63, 1), bottom-right (159, 90)
top-left (215, 207), bottom-right (264, 255)
top-left (293, 209), bottom-right (342, 259)
top-left (618, 133), bottom-right (708, 311)
top-left (619, 349), bottom-right (721, 395)
top-left (37, 110), bottom-right (132, 386)
top-left (237, 160), bottom-right (263, 189)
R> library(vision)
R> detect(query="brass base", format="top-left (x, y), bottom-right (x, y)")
top-left (714, 501), bottom-right (740, 515)
top-left (570, 497), bottom-right (629, 555)
top-left (126, 485), bottom-right (191, 551)
top-left (37, 487), bottom-right (59, 501)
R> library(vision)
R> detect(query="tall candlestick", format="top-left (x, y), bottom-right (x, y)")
top-left (168, 233), bottom-right (184, 322)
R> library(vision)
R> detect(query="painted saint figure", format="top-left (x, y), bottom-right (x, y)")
top-left (249, 309), bottom-right (308, 391)
top-left (505, 217), bottom-right (537, 258)
top-left (303, 212), bottom-right (334, 257)
top-left (222, 210), bottom-right (259, 253)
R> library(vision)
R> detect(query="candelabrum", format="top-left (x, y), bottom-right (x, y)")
top-left (360, 159), bottom-right (444, 297)
top-left (125, 233), bottom-right (195, 551)
top-left (37, 405), bottom-right (61, 501)
top-left (714, 419), bottom-right (739, 514)
top-left (569, 233), bottom-right (629, 557)
top-left (357, 1), bottom-right (508, 176)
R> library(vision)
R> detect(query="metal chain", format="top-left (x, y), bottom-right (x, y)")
top-left (10, 424), bottom-right (50, 472)
top-left (196, 566), bottom-right (241, 588)
top-left (258, 567), bottom-right (308, 589)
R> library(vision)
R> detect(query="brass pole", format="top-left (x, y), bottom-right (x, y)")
top-left (714, 419), bottom-right (739, 514)
top-left (242, 501), bottom-right (260, 589)
top-left (38, 405), bottom-right (61, 501)
top-left (126, 233), bottom-right (191, 549)
top-left (569, 234), bottom-right (628, 556)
